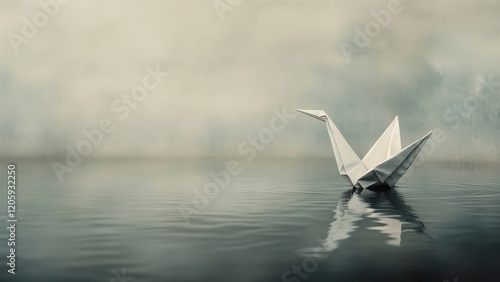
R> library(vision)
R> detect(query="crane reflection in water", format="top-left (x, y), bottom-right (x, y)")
top-left (301, 188), bottom-right (427, 256)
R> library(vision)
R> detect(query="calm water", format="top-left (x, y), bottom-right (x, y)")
top-left (0, 159), bottom-right (499, 282)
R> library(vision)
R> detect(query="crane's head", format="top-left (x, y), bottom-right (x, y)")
top-left (295, 109), bottom-right (328, 122)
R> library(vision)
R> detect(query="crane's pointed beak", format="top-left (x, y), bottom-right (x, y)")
top-left (295, 109), bottom-right (328, 122)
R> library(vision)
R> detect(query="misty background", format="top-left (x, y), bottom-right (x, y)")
top-left (1, 0), bottom-right (499, 162)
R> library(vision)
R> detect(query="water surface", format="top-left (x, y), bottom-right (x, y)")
top-left (0, 159), bottom-right (499, 282)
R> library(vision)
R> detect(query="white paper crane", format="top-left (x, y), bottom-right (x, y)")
top-left (296, 109), bottom-right (432, 190)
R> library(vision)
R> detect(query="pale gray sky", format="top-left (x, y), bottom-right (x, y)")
top-left (1, 0), bottom-right (499, 161)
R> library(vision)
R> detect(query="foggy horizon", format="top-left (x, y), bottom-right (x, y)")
top-left (1, 0), bottom-right (499, 162)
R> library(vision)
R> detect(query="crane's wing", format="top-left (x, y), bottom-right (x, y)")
top-left (356, 131), bottom-right (432, 189)
top-left (362, 116), bottom-right (401, 171)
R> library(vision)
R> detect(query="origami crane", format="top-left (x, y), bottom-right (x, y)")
top-left (296, 109), bottom-right (432, 190)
